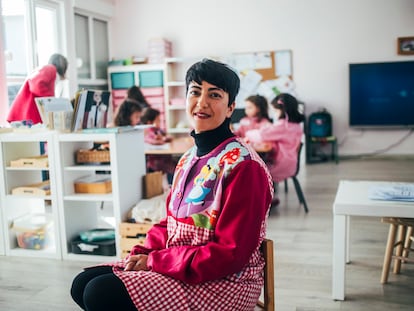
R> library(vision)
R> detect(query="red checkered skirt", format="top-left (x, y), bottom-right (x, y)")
top-left (110, 221), bottom-right (265, 310)
top-left (112, 258), bottom-right (264, 311)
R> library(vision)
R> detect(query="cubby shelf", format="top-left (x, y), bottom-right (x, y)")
top-left (0, 129), bottom-right (146, 261)
top-left (0, 131), bottom-right (61, 259)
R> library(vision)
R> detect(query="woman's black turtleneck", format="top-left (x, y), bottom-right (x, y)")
top-left (190, 118), bottom-right (235, 157)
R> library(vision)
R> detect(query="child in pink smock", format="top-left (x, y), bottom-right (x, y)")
top-left (233, 94), bottom-right (272, 138)
top-left (245, 93), bottom-right (304, 184)
top-left (141, 107), bottom-right (176, 180)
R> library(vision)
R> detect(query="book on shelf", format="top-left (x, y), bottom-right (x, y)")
top-left (369, 183), bottom-right (414, 202)
top-left (35, 96), bottom-right (73, 131)
top-left (81, 126), bottom-right (138, 134)
top-left (72, 90), bottom-right (111, 132)
top-left (144, 142), bottom-right (171, 150)
top-left (0, 127), bottom-right (13, 133)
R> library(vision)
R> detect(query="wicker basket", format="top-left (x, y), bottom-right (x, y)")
top-left (76, 149), bottom-right (110, 164)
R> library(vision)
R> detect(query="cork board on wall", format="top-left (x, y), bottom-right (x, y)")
top-left (223, 50), bottom-right (293, 81)
top-left (222, 50), bottom-right (293, 108)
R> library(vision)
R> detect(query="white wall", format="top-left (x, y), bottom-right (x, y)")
top-left (110, 0), bottom-right (414, 156)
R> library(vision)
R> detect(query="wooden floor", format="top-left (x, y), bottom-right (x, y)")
top-left (1, 157), bottom-right (414, 310)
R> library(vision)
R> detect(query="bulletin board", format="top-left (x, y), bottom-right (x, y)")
top-left (222, 50), bottom-right (293, 81)
top-left (220, 50), bottom-right (294, 109)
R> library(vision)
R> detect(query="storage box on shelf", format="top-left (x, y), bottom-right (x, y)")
top-left (0, 131), bottom-right (61, 258)
top-left (147, 38), bottom-right (172, 64)
top-left (11, 213), bottom-right (53, 250)
top-left (71, 228), bottom-right (116, 256)
top-left (74, 175), bottom-right (112, 194)
top-left (108, 63), bottom-right (167, 130)
top-left (119, 222), bottom-right (152, 258)
top-left (11, 180), bottom-right (51, 196)
top-left (54, 130), bottom-right (146, 261)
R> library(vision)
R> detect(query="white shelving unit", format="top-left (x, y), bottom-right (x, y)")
top-left (164, 58), bottom-right (194, 135)
top-left (107, 63), bottom-right (167, 129)
top-left (0, 131), bottom-right (61, 259)
top-left (54, 130), bottom-right (145, 261)
top-left (107, 59), bottom-right (199, 135)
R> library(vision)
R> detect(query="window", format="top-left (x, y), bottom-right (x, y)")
top-left (74, 11), bottom-right (109, 89)
top-left (1, 0), bottom-right (64, 103)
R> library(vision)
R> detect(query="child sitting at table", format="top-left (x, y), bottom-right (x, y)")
top-left (113, 99), bottom-right (143, 126)
top-left (140, 107), bottom-right (172, 144)
top-left (245, 93), bottom-right (304, 205)
top-left (233, 94), bottom-right (272, 138)
top-left (140, 107), bottom-right (175, 183)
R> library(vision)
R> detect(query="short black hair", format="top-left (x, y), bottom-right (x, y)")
top-left (185, 58), bottom-right (240, 106)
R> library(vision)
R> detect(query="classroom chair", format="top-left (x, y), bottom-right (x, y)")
top-left (256, 238), bottom-right (275, 311)
top-left (282, 142), bottom-right (309, 213)
top-left (380, 217), bottom-right (414, 284)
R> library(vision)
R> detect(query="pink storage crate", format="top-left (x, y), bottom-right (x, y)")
top-left (141, 87), bottom-right (164, 97)
top-left (112, 98), bottom-right (125, 112)
top-left (170, 97), bottom-right (186, 106)
top-left (146, 96), bottom-right (164, 106)
top-left (112, 89), bottom-right (128, 99)
top-left (150, 103), bottom-right (164, 111)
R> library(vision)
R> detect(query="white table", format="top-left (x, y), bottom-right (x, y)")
top-left (332, 180), bottom-right (414, 300)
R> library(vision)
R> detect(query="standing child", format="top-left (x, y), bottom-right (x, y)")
top-left (234, 94), bottom-right (272, 138)
top-left (245, 93), bottom-right (304, 186)
top-left (140, 107), bottom-right (175, 180)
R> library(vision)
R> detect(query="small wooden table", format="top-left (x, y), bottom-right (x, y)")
top-left (145, 138), bottom-right (272, 156)
top-left (145, 137), bottom-right (194, 156)
top-left (332, 180), bottom-right (414, 301)
top-left (251, 142), bottom-right (272, 153)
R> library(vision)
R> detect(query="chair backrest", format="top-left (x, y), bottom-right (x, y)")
top-left (293, 142), bottom-right (303, 177)
top-left (257, 238), bottom-right (275, 311)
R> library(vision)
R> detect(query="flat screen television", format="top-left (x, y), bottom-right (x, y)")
top-left (349, 60), bottom-right (414, 128)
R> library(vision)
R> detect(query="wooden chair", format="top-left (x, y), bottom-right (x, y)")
top-left (256, 239), bottom-right (275, 311)
top-left (380, 217), bottom-right (414, 284)
top-left (282, 142), bottom-right (309, 213)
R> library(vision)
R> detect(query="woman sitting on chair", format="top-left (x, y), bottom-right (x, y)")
top-left (70, 58), bottom-right (273, 311)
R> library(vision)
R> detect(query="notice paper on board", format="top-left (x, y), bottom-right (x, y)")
top-left (368, 183), bottom-right (414, 202)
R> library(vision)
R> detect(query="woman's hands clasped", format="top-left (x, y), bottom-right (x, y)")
top-left (124, 254), bottom-right (149, 271)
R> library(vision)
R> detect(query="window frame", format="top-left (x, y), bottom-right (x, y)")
top-left (2, 0), bottom-right (65, 83)
top-left (74, 8), bottom-right (110, 88)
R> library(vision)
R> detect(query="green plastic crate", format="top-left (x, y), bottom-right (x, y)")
top-left (111, 72), bottom-right (135, 89)
top-left (139, 70), bottom-right (164, 87)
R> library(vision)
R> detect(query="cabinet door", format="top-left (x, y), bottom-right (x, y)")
top-left (0, 132), bottom-right (61, 259)
top-left (55, 131), bottom-right (145, 261)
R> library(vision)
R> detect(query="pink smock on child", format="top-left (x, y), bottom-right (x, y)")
top-left (246, 119), bottom-right (303, 182)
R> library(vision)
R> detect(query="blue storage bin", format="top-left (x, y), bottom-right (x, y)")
top-left (111, 72), bottom-right (135, 89)
top-left (139, 70), bottom-right (164, 87)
